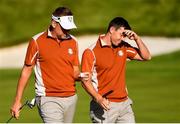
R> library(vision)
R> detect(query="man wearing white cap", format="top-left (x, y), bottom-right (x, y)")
top-left (10, 6), bottom-right (83, 123)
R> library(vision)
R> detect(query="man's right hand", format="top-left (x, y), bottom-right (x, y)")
top-left (10, 101), bottom-right (22, 119)
top-left (95, 95), bottom-right (110, 111)
top-left (80, 72), bottom-right (90, 82)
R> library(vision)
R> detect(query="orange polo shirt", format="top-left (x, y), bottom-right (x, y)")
top-left (25, 30), bottom-right (79, 97)
top-left (81, 35), bottom-right (138, 102)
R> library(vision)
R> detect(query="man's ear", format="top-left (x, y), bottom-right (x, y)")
top-left (51, 20), bottom-right (57, 28)
top-left (109, 26), bottom-right (115, 34)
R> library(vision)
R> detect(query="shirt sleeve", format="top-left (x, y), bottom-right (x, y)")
top-left (72, 40), bottom-right (80, 66)
top-left (81, 49), bottom-right (95, 73)
top-left (125, 43), bottom-right (138, 59)
top-left (24, 39), bottom-right (38, 66)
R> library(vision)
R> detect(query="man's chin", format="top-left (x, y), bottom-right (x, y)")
top-left (112, 43), bottom-right (119, 48)
top-left (57, 34), bottom-right (71, 40)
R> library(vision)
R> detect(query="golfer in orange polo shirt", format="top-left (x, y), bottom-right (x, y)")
top-left (10, 7), bottom-right (82, 123)
top-left (81, 17), bottom-right (151, 123)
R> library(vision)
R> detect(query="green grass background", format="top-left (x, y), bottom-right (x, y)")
top-left (0, 51), bottom-right (180, 123)
top-left (0, 0), bottom-right (180, 47)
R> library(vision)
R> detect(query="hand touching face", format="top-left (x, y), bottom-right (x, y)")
top-left (123, 30), bottom-right (139, 41)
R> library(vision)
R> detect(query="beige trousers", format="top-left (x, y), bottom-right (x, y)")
top-left (90, 98), bottom-right (135, 123)
top-left (36, 94), bottom-right (77, 123)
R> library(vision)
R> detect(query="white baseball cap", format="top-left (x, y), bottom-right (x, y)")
top-left (52, 15), bottom-right (77, 30)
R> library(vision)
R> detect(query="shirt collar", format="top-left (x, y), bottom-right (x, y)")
top-left (47, 28), bottom-right (72, 41)
top-left (99, 34), bottom-right (111, 47)
top-left (47, 28), bottom-right (53, 38)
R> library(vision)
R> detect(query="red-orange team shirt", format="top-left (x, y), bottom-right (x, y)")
top-left (25, 30), bottom-right (79, 97)
top-left (81, 35), bottom-right (138, 102)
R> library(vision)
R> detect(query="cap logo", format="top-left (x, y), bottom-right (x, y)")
top-left (118, 50), bottom-right (124, 56)
top-left (68, 16), bottom-right (73, 22)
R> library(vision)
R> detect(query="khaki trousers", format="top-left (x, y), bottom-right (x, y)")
top-left (36, 94), bottom-right (77, 123)
top-left (90, 98), bottom-right (135, 123)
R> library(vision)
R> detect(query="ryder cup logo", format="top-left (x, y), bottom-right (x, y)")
top-left (68, 16), bottom-right (73, 22)
top-left (118, 50), bottom-right (123, 56)
top-left (68, 48), bottom-right (73, 55)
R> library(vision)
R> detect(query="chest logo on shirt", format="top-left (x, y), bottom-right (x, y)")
top-left (118, 50), bottom-right (124, 56)
top-left (68, 48), bottom-right (73, 55)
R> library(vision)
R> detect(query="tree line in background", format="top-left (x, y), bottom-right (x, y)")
top-left (0, 0), bottom-right (179, 47)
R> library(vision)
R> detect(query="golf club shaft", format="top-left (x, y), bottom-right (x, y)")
top-left (6, 116), bottom-right (13, 123)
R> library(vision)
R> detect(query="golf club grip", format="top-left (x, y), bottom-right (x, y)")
top-left (102, 90), bottom-right (113, 98)
top-left (6, 101), bottom-right (29, 123)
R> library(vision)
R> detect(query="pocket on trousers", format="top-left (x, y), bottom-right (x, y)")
top-left (35, 96), bottom-right (42, 108)
top-left (35, 96), bottom-right (40, 107)
top-left (127, 97), bottom-right (133, 105)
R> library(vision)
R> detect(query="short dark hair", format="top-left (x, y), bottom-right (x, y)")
top-left (107, 17), bottom-right (131, 32)
top-left (52, 7), bottom-right (73, 17)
